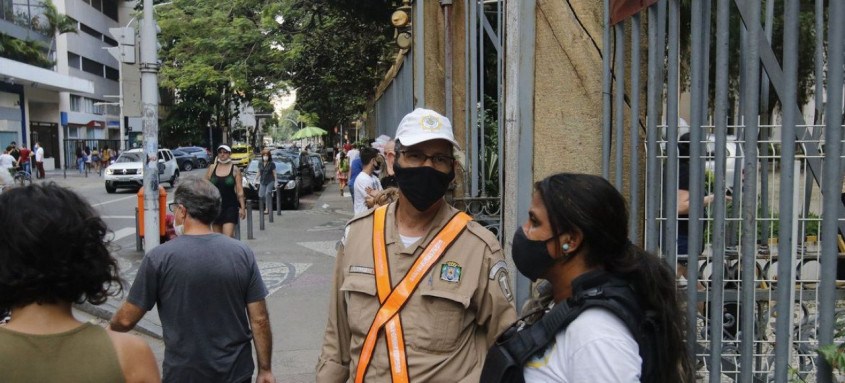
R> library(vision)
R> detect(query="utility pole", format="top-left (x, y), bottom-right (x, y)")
top-left (141, 0), bottom-right (160, 252)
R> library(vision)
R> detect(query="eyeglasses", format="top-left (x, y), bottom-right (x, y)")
top-left (168, 202), bottom-right (181, 212)
top-left (400, 150), bottom-right (455, 168)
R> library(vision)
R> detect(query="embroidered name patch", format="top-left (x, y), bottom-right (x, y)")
top-left (440, 261), bottom-right (462, 283)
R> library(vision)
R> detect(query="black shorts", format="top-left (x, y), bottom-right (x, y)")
top-left (214, 206), bottom-right (239, 225)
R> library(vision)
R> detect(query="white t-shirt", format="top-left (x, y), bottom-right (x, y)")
top-left (353, 172), bottom-right (382, 214)
top-left (35, 147), bottom-right (44, 162)
top-left (347, 149), bottom-right (360, 164)
top-left (0, 153), bottom-right (15, 169)
top-left (523, 307), bottom-right (641, 382)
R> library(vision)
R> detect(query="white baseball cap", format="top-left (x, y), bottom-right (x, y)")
top-left (217, 144), bottom-right (232, 153)
top-left (394, 108), bottom-right (460, 149)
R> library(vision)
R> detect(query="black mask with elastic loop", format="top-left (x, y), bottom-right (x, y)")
top-left (393, 160), bottom-right (454, 212)
top-left (511, 227), bottom-right (559, 281)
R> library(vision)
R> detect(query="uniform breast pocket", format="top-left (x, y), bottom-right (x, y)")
top-left (413, 288), bottom-right (472, 353)
top-left (340, 274), bottom-right (378, 337)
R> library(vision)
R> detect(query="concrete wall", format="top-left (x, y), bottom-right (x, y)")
top-left (533, 0), bottom-right (606, 179)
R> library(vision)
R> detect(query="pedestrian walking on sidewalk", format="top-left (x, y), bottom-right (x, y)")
top-left (352, 147), bottom-right (382, 215)
top-left (317, 108), bottom-right (516, 382)
top-left (257, 149), bottom-right (277, 215)
top-left (205, 144), bottom-right (246, 238)
top-left (33, 142), bottom-right (45, 179)
top-left (0, 183), bottom-right (159, 383)
top-left (336, 151), bottom-right (349, 196)
top-left (111, 177), bottom-right (276, 383)
top-left (480, 173), bottom-right (692, 382)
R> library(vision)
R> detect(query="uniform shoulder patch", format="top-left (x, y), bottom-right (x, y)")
top-left (341, 210), bottom-right (376, 246)
top-left (464, 221), bottom-right (502, 252)
top-left (440, 261), bottom-right (462, 283)
top-left (489, 260), bottom-right (513, 302)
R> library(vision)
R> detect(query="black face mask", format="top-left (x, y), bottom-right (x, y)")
top-left (393, 161), bottom-right (454, 212)
top-left (511, 227), bottom-right (556, 281)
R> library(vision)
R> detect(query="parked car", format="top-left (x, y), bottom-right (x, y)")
top-left (175, 146), bottom-right (211, 167)
top-left (172, 149), bottom-right (200, 171)
top-left (230, 144), bottom-right (254, 167)
top-left (271, 149), bottom-right (316, 194)
top-left (308, 153), bottom-right (326, 191)
top-left (242, 158), bottom-right (300, 209)
top-left (104, 148), bottom-right (179, 193)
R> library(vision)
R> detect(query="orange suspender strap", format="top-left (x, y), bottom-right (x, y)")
top-left (355, 207), bottom-right (472, 383)
top-left (372, 206), bottom-right (408, 383)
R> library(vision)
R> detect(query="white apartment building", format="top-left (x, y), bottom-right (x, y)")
top-left (0, 0), bottom-right (130, 169)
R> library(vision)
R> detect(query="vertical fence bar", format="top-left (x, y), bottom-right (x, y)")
top-left (664, 0), bottom-right (679, 271)
top-left (739, 1), bottom-right (761, 380)
top-left (629, 14), bottom-right (640, 240)
top-left (246, 201), bottom-right (254, 239)
top-left (700, 0), bottom-right (712, 127)
top-left (614, 22), bottom-right (626, 189)
top-left (645, 4), bottom-right (660, 253)
top-left (478, 0), bottom-right (487, 197)
top-left (497, 0), bottom-right (504, 211)
top-left (758, 0), bottom-right (775, 245)
top-left (687, 0), bottom-right (705, 367)
top-left (464, 0), bottom-right (472, 197)
top-left (818, 1), bottom-right (845, 380)
top-left (804, 0), bottom-right (826, 224)
top-left (469, 0), bottom-right (479, 197)
top-left (773, 1), bottom-right (799, 381)
top-left (602, 0), bottom-right (612, 179)
top-left (709, 0), bottom-right (730, 378)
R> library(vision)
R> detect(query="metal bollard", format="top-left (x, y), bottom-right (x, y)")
top-left (246, 201), bottom-right (254, 239)
top-left (135, 207), bottom-right (143, 252)
top-left (258, 195), bottom-right (265, 230)
top-left (234, 220), bottom-right (241, 240)
top-left (267, 191), bottom-right (273, 223)
top-left (276, 186), bottom-right (282, 216)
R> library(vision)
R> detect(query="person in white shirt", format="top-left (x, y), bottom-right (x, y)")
top-left (352, 147), bottom-right (382, 215)
top-left (0, 147), bottom-right (16, 173)
top-left (34, 142), bottom-right (45, 179)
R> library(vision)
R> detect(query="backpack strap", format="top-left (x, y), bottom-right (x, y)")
top-left (480, 270), bottom-right (659, 383)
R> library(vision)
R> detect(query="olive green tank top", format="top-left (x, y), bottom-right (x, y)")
top-left (0, 322), bottom-right (125, 383)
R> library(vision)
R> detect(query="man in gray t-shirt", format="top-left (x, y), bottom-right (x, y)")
top-left (111, 178), bottom-right (276, 383)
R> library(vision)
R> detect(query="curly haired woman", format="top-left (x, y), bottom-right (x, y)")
top-left (0, 183), bottom-right (160, 382)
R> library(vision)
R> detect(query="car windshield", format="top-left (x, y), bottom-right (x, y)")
top-left (172, 150), bottom-right (186, 156)
top-left (116, 152), bottom-right (143, 163)
top-left (275, 160), bottom-right (293, 175)
top-left (231, 146), bottom-right (249, 154)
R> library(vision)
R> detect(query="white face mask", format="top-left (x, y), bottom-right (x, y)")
top-left (263, 156), bottom-right (269, 161)
top-left (172, 214), bottom-right (185, 236)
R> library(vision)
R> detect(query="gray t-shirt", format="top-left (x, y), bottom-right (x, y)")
top-left (128, 233), bottom-right (268, 383)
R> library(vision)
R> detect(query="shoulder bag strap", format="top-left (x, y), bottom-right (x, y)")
top-left (355, 208), bottom-right (472, 382)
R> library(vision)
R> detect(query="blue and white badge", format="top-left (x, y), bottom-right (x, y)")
top-left (440, 261), bottom-right (462, 283)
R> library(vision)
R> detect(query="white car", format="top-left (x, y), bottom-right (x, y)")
top-left (104, 148), bottom-right (179, 193)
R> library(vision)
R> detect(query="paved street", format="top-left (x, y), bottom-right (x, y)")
top-left (40, 164), bottom-right (349, 382)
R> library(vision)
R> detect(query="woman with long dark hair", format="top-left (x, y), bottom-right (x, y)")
top-left (482, 173), bottom-right (691, 382)
top-left (0, 183), bottom-right (159, 382)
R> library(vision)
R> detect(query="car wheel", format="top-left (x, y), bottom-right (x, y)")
top-left (292, 188), bottom-right (300, 209)
top-left (182, 162), bottom-right (193, 171)
top-left (105, 183), bottom-right (116, 194)
top-left (170, 170), bottom-right (179, 187)
top-left (198, 159), bottom-right (208, 168)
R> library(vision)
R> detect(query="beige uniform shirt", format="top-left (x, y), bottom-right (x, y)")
top-left (317, 202), bottom-right (517, 382)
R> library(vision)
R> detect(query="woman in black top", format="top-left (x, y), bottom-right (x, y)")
top-left (204, 145), bottom-right (245, 238)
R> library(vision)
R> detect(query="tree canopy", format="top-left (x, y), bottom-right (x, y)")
top-left (267, 0), bottom-right (394, 132)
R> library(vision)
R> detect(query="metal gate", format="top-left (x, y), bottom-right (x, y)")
top-left (602, 0), bottom-right (845, 381)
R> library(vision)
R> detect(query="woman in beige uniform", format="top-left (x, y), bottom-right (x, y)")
top-left (0, 183), bottom-right (159, 383)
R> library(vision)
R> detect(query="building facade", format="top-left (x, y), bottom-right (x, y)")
top-left (0, 0), bottom-right (129, 169)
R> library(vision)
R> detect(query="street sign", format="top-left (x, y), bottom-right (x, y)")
top-left (107, 27), bottom-right (136, 64)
